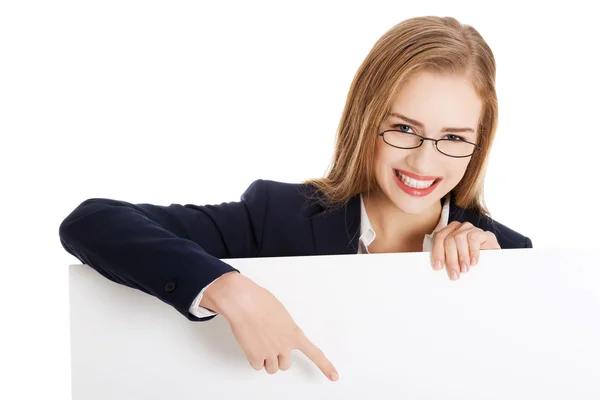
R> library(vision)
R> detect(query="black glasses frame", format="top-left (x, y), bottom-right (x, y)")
top-left (377, 129), bottom-right (481, 158)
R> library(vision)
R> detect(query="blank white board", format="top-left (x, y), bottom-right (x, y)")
top-left (69, 249), bottom-right (600, 399)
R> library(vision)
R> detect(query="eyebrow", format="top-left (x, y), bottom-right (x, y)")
top-left (388, 112), bottom-right (475, 133)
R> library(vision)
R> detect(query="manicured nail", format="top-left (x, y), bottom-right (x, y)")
top-left (330, 371), bottom-right (338, 381)
top-left (471, 257), bottom-right (477, 267)
top-left (451, 271), bottom-right (459, 280)
top-left (461, 263), bottom-right (468, 273)
top-left (434, 261), bottom-right (442, 270)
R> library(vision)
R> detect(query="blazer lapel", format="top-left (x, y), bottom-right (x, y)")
top-left (309, 194), bottom-right (361, 256)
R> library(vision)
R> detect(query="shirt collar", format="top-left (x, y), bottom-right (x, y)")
top-left (358, 193), bottom-right (451, 252)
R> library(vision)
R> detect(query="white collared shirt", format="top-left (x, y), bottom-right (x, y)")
top-left (190, 193), bottom-right (451, 318)
top-left (357, 193), bottom-right (451, 254)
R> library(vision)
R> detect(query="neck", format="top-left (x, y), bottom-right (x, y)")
top-left (362, 191), bottom-right (442, 252)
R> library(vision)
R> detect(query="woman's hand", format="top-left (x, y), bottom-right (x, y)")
top-left (201, 272), bottom-right (339, 381)
top-left (431, 221), bottom-right (500, 280)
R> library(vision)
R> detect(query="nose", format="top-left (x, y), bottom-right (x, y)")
top-left (405, 138), bottom-right (440, 173)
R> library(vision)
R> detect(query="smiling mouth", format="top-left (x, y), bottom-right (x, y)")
top-left (394, 169), bottom-right (441, 189)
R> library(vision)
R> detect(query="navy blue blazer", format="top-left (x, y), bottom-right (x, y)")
top-left (59, 179), bottom-right (532, 322)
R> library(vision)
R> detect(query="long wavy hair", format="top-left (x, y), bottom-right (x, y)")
top-left (304, 16), bottom-right (498, 217)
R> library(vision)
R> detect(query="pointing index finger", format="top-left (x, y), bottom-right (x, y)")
top-left (296, 331), bottom-right (338, 381)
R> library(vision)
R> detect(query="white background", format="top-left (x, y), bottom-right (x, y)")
top-left (1, 1), bottom-right (598, 398)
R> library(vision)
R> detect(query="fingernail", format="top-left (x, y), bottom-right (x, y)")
top-left (330, 371), bottom-right (338, 381)
top-left (451, 271), bottom-right (459, 280)
top-left (471, 257), bottom-right (477, 266)
top-left (461, 263), bottom-right (468, 273)
top-left (434, 261), bottom-right (442, 270)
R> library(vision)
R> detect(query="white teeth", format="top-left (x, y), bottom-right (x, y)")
top-left (395, 170), bottom-right (435, 189)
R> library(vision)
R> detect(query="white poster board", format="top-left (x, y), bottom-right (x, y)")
top-left (69, 249), bottom-right (600, 399)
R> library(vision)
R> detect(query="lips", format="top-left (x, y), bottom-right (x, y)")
top-left (395, 169), bottom-right (442, 181)
top-left (393, 168), bottom-right (442, 197)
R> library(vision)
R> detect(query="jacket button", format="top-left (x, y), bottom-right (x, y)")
top-left (164, 281), bottom-right (176, 293)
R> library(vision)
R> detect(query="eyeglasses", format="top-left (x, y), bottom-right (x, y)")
top-left (377, 129), bottom-right (481, 158)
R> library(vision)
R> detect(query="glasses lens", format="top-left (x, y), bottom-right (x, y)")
top-left (383, 131), bottom-right (422, 148)
top-left (437, 139), bottom-right (476, 157)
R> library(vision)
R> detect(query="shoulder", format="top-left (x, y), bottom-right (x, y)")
top-left (241, 179), bottom-right (317, 199)
top-left (449, 205), bottom-right (532, 249)
top-left (240, 179), bottom-right (322, 214)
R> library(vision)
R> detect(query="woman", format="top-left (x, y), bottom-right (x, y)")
top-left (59, 16), bottom-right (532, 382)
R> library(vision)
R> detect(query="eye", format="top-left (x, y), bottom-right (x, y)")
top-left (444, 134), bottom-right (466, 141)
top-left (392, 124), bottom-right (414, 133)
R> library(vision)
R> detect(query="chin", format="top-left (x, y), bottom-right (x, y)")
top-left (389, 193), bottom-right (438, 215)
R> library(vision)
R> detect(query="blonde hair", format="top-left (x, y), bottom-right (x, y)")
top-left (304, 16), bottom-right (498, 216)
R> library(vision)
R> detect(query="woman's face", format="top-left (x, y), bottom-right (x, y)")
top-left (374, 70), bottom-right (482, 215)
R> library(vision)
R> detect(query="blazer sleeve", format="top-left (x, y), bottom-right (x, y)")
top-left (58, 179), bottom-right (269, 322)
